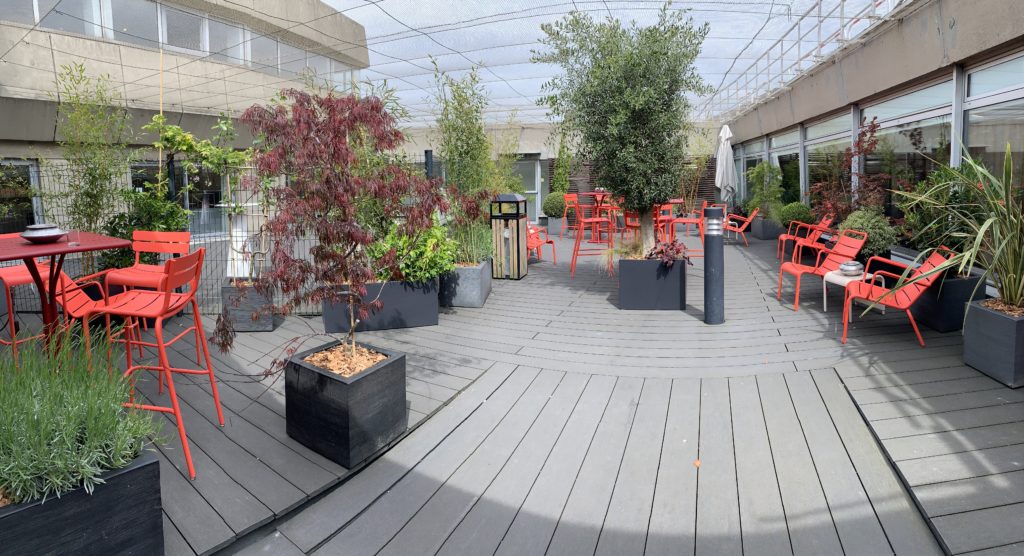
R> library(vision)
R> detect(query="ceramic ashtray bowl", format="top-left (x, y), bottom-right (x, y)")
top-left (21, 223), bottom-right (67, 244)
top-left (839, 260), bottom-right (865, 277)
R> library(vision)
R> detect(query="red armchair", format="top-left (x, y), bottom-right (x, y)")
top-left (724, 207), bottom-right (758, 246)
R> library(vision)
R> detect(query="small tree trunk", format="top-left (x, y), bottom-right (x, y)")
top-left (347, 295), bottom-right (357, 358)
top-left (639, 209), bottom-right (657, 253)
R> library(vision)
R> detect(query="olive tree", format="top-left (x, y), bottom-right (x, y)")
top-left (533, 5), bottom-right (710, 251)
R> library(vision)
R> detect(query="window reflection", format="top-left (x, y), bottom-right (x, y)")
top-left (864, 115), bottom-right (951, 214)
top-left (967, 98), bottom-right (1024, 180)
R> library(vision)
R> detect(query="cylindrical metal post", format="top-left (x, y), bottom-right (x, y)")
top-left (703, 206), bottom-right (725, 325)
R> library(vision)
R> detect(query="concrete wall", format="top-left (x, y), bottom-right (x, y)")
top-left (727, 0), bottom-right (1024, 143)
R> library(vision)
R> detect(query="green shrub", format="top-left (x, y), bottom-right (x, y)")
top-left (745, 160), bottom-right (784, 222)
top-left (542, 192), bottom-right (567, 218)
top-left (898, 165), bottom-right (982, 252)
top-left (369, 221), bottom-right (458, 283)
top-left (0, 330), bottom-right (156, 505)
top-left (778, 202), bottom-right (814, 228)
top-left (101, 180), bottom-right (189, 270)
top-left (838, 208), bottom-right (897, 258)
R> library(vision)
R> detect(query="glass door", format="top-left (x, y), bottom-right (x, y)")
top-left (514, 156), bottom-right (541, 222)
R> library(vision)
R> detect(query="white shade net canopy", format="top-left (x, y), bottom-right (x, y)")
top-left (327, 0), bottom-right (908, 127)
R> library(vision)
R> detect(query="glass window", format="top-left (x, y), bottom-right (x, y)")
top-left (331, 60), bottom-right (351, 89)
top-left (279, 42), bottom-right (305, 76)
top-left (1, 0), bottom-right (37, 24)
top-left (770, 149), bottom-right (801, 204)
top-left (514, 157), bottom-right (539, 221)
top-left (306, 53), bottom-right (330, 77)
top-left (969, 55), bottom-right (1024, 98)
top-left (40, 0), bottom-right (101, 37)
top-left (163, 6), bottom-right (203, 52)
top-left (967, 97), bottom-right (1024, 181)
top-left (0, 161), bottom-right (37, 233)
top-left (109, 0), bottom-right (157, 46)
top-left (862, 81), bottom-right (952, 123)
top-left (249, 33), bottom-right (277, 74)
top-left (208, 19), bottom-right (243, 64)
top-left (733, 157), bottom-right (743, 200)
top-left (130, 162), bottom-right (159, 191)
top-left (769, 129), bottom-right (799, 149)
top-left (806, 114), bottom-right (850, 141)
top-left (864, 114), bottom-right (951, 215)
top-left (807, 137), bottom-right (850, 193)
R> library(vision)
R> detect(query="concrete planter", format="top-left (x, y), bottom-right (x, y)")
top-left (440, 260), bottom-right (492, 308)
top-left (221, 284), bottom-right (276, 332)
top-left (617, 259), bottom-right (686, 310)
top-left (285, 340), bottom-right (408, 468)
top-left (323, 279), bottom-right (439, 333)
top-left (964, 300), bottom-right (1024, 388)
top-left (750, 216), bottom-right (785, 240)
top-left (0, 451), bottom-right (163, 555)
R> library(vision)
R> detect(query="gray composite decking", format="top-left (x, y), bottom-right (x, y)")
top-left (222, 233), bottom-right (949, 556)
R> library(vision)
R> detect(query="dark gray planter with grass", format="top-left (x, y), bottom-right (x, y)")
top-left (0, 450), bottom-right (163, 555)
top-left (889, 245), bottom-right (922, 267)
top-left (750, 216), bottom-right (785, 240)
top-left (221, 284), bottom-right (275, 332)
top-left (963, 300), bottom-right (1024, 388)
top-left (912, 272), bottom-right (985, 333)
top-left (439, 260), bottom-right (492, 308)
top-left (323, 279), bottom-right (439, 332)
top-left (617, 259), bottom-right (686, 310)
top-left (285, 340), bottom-right (408, 468)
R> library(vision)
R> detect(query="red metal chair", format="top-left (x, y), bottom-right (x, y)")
top-left (527, 223), bottom-right (556, 264)
top-left (560, 194), bottom-right (579, 240)
top-left (570, 205), bottom-right (613, 279)
top-left (668, 200), bottom-right (707, 241)
top-left (843, 248), bottom-right (953, 347)
top-left (724, 207), bottom-right (758, 246)
top-left (656, 204), bottom-right (676, 242)
top-left (777, 213), bottom-right (835, 261)
top-left (0, 261), bottom-right (45, 362)
top-left (777, 229), bottom-right (868, 311)
top-left (620, 210), bottom-right (641, 242)
top-left (105, 231), bottom-right (191, 294)
top-left (88, 248), bottom-right (222, 479)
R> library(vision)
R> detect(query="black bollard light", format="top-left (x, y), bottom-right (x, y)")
top-left (703, 206), bottom-right (725, 325)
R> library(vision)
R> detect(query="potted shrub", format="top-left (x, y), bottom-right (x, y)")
top-left (440, 186), bottom-right (492, 308)
top-left (745, 161), bottom-right (786, 240)
top-left (325, 221), bottom-right (456, 331)
top-left (837, 208), bottom-right (897, 263)
top-left (777, 201), bottom-right (815, 259)
top-left (0, 333), bottom-right (162, 555)
top-left (892, 147), bottom-right (1024, 387)
top-left (215, 89), bottom-right (447, 468)
top-left (617, 239), bottom-right (689, 310)
top-left (893, 166), bottom-right (985, 332)
top-left (542, 192), bottom-right (568, 237)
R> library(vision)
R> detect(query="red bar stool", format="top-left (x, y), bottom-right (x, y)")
top-left (105, 231), bottom-right (191, 294)
top-left (570, 205), bottom-right (613, 278)
top-left (560, 193), bottom-right (579, 240)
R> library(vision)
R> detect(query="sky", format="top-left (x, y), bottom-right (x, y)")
top-left (323, 0), bottom-right (890, 127)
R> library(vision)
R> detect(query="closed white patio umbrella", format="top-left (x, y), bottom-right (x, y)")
top-left (715, 125), bottom-right (737, 209)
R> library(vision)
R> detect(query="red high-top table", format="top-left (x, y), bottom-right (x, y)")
top-left (0, 232), bottom-right (131, 341)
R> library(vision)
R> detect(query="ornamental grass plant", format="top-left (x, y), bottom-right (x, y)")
top-left (0, 329), bottom-right (156, 505)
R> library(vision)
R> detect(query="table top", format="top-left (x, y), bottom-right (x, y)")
top-left (0, 231), bottom-right (132, 263)
top-left (823, 269), bottom-right (874, 285)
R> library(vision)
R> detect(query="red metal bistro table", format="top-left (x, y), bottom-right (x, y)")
top-left (0, 232), bottom-right (131, 341)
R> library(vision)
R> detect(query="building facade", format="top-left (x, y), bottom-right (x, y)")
top-left (725, 0), bottom-right (1024, 206)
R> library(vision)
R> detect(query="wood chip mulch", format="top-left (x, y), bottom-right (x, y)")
top-left (982, 298), bottom-right (1024, 318)
top-left (303, 343), bottom-right (387, 378)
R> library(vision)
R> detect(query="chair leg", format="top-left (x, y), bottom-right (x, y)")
top-left (740, 231), bottom-right (749, 247)
top-left (793, 274), bottom-right (802, 311)
top-left (777, 269), bottom-right (785, 301)
top-left (192, 299), bottom-right (225, 426)
top-left (842, 294), bottom-right (851, 344)
top-left (155, 318), bottom-right (196, 479)
top-left (5, 284), bottom-right (17, 365)
top-left (570, 224), bottom-right (584, 279)
top-left (906, 310), bottom-right (925, 347)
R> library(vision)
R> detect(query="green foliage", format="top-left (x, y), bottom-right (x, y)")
top-left (745, 161), bottom-right (785, 222)
top-left (433, 64), bottom-right (491, 195)
top-left (0, 163), bottom-right (34, 221)
top-left (894, 146), bottom-right (1024, 306)
top-left (488, 118), bottom-right (524, 194)
top-left (368, 222), bottom-right (458, 283)
top-left (898, 165), bottom-right (981, 252)
top-left (551, 137), bottom-right (572, 194)
top-left (838, 208), bottom-right (897, 258)
top-left (534, 5), bottom-right (710, 250)
top-left (448, 221), bottom-right (491, 266)
top-left (101, 179), bottom-right (190, 270)
top-left (542, 192), bottom-right (566, 218)
top-left (778, 202), bottom-right (814, 228)
top-left (0, 329), bottom-right (157, 505)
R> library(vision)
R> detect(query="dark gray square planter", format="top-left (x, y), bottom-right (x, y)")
top-left (889, 245), bottom-right (922, 266)
top-left (618, 259), bottom-right (686, 310)
top-left (964, 300), bottom-right (1024, 388)
top-left (221, 284), bottom-right (276, 332)
top-left (285, 340), bottom-right (408, 468)
top-left (439, 260), bottom-right (492, 308)
top-left (750, 216), bottom-right (785, 240)
top-left (0, 450), bottom-right (163, 555)
top-left (912, 272), bottom-right (985, 333)
top-left (323, 279), bottom-right (439, 332)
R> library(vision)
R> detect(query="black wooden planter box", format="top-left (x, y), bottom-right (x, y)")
top-left (750, 216), bottom-right (785, 240)
top-left (0, 450), bottom-right (163, 555)
top-left (617, 259), bottom-right (686, 310)
top-left (323, 279), bottom-right (439, 333)
top-left (285, 340), bottom-right (408, 468)
top-left (439, 260), bottom-right (492, 308)
top-left (222, 284), bottom-right (276, 332)
top-left (912, 273), bottom-right (985, 333)
top-left (964, 300), bottom-right (1024, 388)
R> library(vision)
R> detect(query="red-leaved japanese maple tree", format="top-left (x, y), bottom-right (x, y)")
top-left (215, 89), bottom-right (445, 359)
